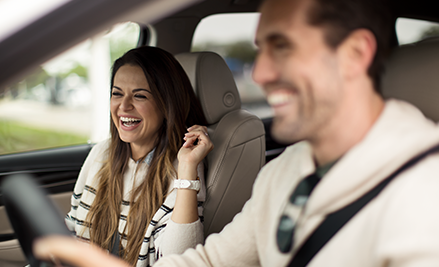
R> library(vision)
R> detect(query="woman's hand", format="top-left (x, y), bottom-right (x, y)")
top-left (33, 236), bottom-right (129, 267)
top-left (178, 125), bottom-right (214, 170)
top-left (173, 125), bottom-right (213, 224)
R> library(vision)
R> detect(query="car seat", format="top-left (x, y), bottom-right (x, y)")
top-left (175, 52), bottom-right (266, 237)
top-left (382, 37), bottom-right (439, 122)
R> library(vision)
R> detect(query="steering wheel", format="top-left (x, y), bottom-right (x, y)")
top-left (1, 174), bottom-right (72, 267)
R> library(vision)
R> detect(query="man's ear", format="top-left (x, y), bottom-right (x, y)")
top-left (338, 29), bottom-right (377, 80)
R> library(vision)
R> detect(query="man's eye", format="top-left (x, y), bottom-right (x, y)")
top-left (273, 41), bottom-right (289, 50)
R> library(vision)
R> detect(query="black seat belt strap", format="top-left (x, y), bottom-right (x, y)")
top-left (110, 230), bottom-right (120, 257)
top-left (288, 143), bottom-right (439, 267)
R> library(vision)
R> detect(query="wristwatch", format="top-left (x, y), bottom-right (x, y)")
top-left (173, 178), bottom-right (201, 192)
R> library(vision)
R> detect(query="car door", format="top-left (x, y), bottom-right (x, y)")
top-left (0, 145), bottom-right (91, 266)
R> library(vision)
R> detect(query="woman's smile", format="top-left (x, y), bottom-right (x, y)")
top-left (119, 116), bottom-right (142, 130)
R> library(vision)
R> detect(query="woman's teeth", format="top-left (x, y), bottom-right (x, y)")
top-left (120, 117), bottom-right (141, 127)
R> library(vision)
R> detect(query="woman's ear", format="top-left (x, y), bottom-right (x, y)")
top-left (337, 28), bottom-right (377, 80)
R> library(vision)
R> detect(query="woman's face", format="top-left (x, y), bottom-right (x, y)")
top-left (110, 64), bottom-right (164, 157)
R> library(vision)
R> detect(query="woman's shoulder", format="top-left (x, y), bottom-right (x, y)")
top-left (92, 139), bottom-right (111, 151)
top-left (88, 139), bottom-right (111, 159)
top-left (75, 139), bottom-right (111, 190)
top-left (80, 139), bottom-right (111, 172)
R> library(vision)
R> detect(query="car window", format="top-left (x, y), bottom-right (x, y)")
top-left (0, 22), bottom-right (139, 155)
top-left (191, 13), bottom-right (272, 119)
top-left (396, 17), bottom-right (439, 45)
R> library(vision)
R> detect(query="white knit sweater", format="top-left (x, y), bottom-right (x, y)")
top-left (155, 99), bottom-right (439, 267)
top-left (65, 140), bottom-right (205, 267)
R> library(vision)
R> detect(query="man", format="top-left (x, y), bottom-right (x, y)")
top-left (34, 0), bottom-right (439, 266)
top-left (152, 0), bottom-right (439, 265)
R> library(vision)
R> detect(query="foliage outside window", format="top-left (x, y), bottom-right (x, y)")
top-left (396, 18), bottom-right (439, 45)
top-left (0, 22), bottom-right (139, 155)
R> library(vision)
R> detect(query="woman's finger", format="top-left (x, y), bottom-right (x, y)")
top-left (186, 128), bottom-right (209, 138)
top-left (184, 132), bottom-right (208, 140)
top-left (187, 125), bottom-right (208, 133)
top-left (183, 136), bottom-right (199, 147)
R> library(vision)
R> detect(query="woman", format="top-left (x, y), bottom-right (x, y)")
top-left (64, 46), bottom-right (213, 267)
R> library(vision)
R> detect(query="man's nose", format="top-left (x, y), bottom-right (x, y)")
top-left (252, 51), bottom-right (278, 87)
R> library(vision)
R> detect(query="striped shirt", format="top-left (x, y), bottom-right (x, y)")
top-left (65, 140), bottom-right (205, 267)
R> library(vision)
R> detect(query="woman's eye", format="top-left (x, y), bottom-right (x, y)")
top-left (135, 94), bottom-right (147, 99)
top-left (111, 92), bottom-right (122, 97)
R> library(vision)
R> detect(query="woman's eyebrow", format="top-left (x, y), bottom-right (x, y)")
top-left (112, 86), bottom-right (151, 94)
top-left (133, 88), bottom-right (152, 94)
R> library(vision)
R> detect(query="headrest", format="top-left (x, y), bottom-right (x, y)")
top-left (382, 37), bottom-right (439, 122)
top-left (175, 52), bottom-right (241, 125)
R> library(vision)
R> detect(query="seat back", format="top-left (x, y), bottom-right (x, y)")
top-left (175, 52), bottom-right (265, 236)
top-left (382, 37), bottom-right (439, 122)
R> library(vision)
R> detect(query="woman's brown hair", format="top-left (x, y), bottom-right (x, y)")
top-left (84, 46), bottom-right (206, 265)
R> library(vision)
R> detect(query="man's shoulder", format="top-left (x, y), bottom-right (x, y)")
top-left (263, 141), bottom-right (312, 169)
top-left (254, 141), bottom-right (313, 190)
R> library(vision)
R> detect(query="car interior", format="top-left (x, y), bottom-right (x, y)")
top-left (0, 0), bottom-right (439, 266)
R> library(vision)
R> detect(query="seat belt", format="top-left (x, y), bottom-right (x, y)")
top-left (288, 143), bottom-right (439, 267)
top-left (110, 230), bottom-right (120, 257)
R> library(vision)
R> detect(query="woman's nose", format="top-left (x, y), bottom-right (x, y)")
top-left (120, 96), bottom-right (133, 111)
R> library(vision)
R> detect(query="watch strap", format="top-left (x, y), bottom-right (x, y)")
top-left (173, 179), bottom-right (201, 191)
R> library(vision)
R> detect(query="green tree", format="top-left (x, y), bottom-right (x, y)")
top-left (109, 23), bottom-right (140, 62)
top-left (224, 41), bottom-right (257, 64)
top-left (421, 25), bottom-right (439, 40)
top-left (60, 64), bottom-right (88, 79)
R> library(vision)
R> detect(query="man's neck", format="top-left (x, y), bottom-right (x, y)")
top-left (312, 88), bottom-right (385, 167)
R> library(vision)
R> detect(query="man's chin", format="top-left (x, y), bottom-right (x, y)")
top-left (270, 121), bottom-right (301, 145)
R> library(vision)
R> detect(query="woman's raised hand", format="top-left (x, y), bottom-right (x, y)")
top-left (178, 125), bottom-right (213, 168)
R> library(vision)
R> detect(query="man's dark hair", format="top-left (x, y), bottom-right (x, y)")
top-left (307, 0), bottom-right (394, 93)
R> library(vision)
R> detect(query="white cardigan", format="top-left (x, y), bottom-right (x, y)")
top-left (155, 99), bottom-right (439, 267)
top-left (65, 140), bottom-right (205, 267)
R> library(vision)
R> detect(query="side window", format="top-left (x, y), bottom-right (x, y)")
top-left (396, 18), bottom-right (439, 45)
top-left (191, 13), bottom-right (272, 119)
top-left (0, 22), bottom-right (139, 155)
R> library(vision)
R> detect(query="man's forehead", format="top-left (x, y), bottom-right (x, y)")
top-left (259, 0), bottom-right (308, 22)
top-left (256, 0), bottom-right (311, 42)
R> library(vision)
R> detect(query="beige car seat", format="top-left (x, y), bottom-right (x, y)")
top-left (175, 52), bottom-right (266, 237)
top-left (382, 37), bottom-right (439, 122)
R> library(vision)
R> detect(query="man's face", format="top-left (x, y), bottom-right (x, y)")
top-left (253, 0), bottom-right (345, 144)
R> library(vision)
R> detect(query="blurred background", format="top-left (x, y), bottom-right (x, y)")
top-left (1, 0), bottom-right (439, 155)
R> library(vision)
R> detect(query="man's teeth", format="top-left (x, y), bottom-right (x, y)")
top-left (120, 117), bottom-right (141, 123)
top-left (267, 93), bottom-right (294, 106)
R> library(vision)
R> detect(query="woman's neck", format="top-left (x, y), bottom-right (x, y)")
top-left (130, 142), bottom-right (155, 162)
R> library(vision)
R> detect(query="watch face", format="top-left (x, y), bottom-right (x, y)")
top-left (181, 180), bottom-right (191, 188)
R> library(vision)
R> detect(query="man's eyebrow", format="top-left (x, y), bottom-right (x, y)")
top-left (266, 33), bottom-right (288, 43)
top-left (255, 32), bottom-right (289, 47)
